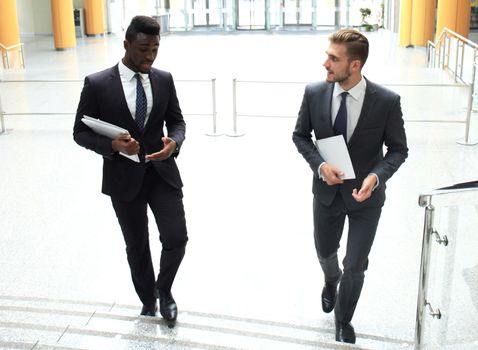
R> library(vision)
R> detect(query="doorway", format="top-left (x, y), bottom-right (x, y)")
top-left (236, 0), bottom-right (266, 30)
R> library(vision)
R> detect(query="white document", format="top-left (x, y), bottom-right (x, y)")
top-left (315, 135), bottom-right (356, 180)
top-left (81, 116), bottom-right (140, 163)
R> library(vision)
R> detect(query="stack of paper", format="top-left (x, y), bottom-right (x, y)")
top-left (82, 115), bottom-right (140, 163)
top-left (315, 135), bottom-right (355, 179)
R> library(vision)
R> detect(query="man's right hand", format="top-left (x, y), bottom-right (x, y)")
top-left (320, 163), bottom-right (345, 186)
top-left (112, 134), bottom-right (140, 155)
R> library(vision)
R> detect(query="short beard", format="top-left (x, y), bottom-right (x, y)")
top-left (326, 67), bottom-right (352, 84)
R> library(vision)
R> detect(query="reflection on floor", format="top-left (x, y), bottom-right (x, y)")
top-left (1, 30), bottom-right (478, 349)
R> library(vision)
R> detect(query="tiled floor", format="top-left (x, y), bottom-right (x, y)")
top-left (1, 29), bottom-right (478, 349)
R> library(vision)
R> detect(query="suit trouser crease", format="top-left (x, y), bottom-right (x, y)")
top-left (313, 192), bottom-right (381, 323)
top-left (111, 166), bottom-right (188, 305)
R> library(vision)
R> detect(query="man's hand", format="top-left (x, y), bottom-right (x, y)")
top-left (352, 175), bottom-right (377, 202)
top-left (112, 134), bottom-right (140, 155)
top-left (145, 137), bottom-right (177, 161)
top-left (320, 163), bottom-right (345, 186)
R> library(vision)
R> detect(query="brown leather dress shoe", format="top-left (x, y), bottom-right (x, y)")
top-left (335, 319), bottom-right (356, 344)
top-left (140, 302), bottom-right (158, 317)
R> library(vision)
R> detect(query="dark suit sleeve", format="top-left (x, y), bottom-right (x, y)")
top-left (73, 76), bottom-right (115, 159)
top-left (163, 73), bottom-right (185, 157)
top-left (292, 85), bottom-right (325, 177)
top-left (370, 94), bottom-right (408, 186)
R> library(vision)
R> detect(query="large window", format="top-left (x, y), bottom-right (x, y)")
top-left (114, 0), bottom-right (385, 32)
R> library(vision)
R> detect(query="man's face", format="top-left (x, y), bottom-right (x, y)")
top-left (123, 32), bottom-right (159, 73)
top-left (323, 43), bottom-right (353, 84)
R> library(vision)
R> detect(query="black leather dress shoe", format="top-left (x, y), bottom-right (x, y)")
top-left (335, 319), bottom-right (356, 344)
top-left (156, 289), bottom-right (178, 321)
top-left (321, 280), bottom-right (339, 313)
top-left (140, 302), bottom-right (158, 316)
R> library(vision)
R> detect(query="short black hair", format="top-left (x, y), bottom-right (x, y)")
top-left (125, 16), bottom-right (160, 42)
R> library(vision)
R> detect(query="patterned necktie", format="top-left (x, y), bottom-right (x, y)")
top-left (135, 73), bottom-right (147, 131)
top-left (333, 91), bottom-right (348, 141)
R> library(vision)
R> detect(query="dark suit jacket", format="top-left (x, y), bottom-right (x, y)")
top-left (293, 78), bottom-right (408, 210)
top-left (73, 65), bottom-right (185, 202)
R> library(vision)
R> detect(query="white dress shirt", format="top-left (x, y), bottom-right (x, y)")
top-left (118, 60), bottom-right (153, 125)
top-left (331, 76), bottom-right (366, 143)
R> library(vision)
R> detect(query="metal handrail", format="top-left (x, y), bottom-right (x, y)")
top-left (0, 42), bottom-right (25, 69)
top-left (427, 27), bottom-right (478, 91)
top-left (415, 184), bottom-right (478, 349)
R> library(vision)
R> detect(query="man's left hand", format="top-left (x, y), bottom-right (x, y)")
top-left (145, 137), bottom-right (177, 161)
top-left (352, 175), bottom-right (377, 202)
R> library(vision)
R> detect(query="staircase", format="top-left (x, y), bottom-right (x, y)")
top-left (0, 296), bottom-right (413, 350)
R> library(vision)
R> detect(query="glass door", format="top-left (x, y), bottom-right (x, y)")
top-left (315, 0), bottom-right (335, 27)
top-left (192, 0), bottom-right (223, 27)
top-left (236, 0), bottom-right (266, 30)
top-left (283, 0), bottom-right (312, 26)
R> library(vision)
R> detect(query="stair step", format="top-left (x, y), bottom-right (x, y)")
top-left (0, 296), bottom-right (413, 350)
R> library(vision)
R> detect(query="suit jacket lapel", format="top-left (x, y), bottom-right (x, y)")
top-left (144, 70), bottom-right (161, 131)
top-left (348, 79), bottom-right (377, 147)
top-left (319, 83), bottom-right (335, 136)
top-left (111, 65), bottom-right (139, 133)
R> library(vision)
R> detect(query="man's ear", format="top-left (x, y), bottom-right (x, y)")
top-left (351, 59), bottom-right (362, 72)
top-left (123, 40), bottom-right (129, 50)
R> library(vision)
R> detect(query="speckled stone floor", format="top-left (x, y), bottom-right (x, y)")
top-left (1, 29), bottom-right (478, 349)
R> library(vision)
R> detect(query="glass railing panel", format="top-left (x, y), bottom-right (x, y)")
top-left (417, 188), bottom-right (478, 349)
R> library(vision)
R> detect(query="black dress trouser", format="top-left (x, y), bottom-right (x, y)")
top-left (111, 166), bottom-right (188, 305)
top-left (313, 192), bottom-right (382, 323)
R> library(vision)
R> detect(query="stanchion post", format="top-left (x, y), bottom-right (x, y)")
top-left (457, 75), bottom-right (478, 145)
top-left (206, 78), bottom-right (223, 137)
top-left (227, 78), bottom-right (245, 137)
top-left (414, 200), bottom-right (434, 350)
top-left (0, 94), bottom-right (5, 134)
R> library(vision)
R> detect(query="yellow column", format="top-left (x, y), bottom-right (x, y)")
top-left (410, 0), bottom-right (435, 46)
top-left (51, 0), bottom-right (77, 50)
top-left (399, 0), bottom-right (412, 47)
top-left (0, 0), bottom-right (21, 68)
top-left (84, 0), bottom-right (106, 36)
top-left (456, 0), bottom-right (471, 37)
top-left (436, 0), bottom-right (471, 39)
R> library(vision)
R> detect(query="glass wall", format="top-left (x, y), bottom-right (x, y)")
top-left (118, 0), bottom-right (385, 32)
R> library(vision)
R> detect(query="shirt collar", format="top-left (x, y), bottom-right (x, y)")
top-left (333, 76), bottom-right (367, 101)
top-left (118, 60), bottom-right (149, 81)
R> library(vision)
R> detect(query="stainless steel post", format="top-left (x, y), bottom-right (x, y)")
top-left (459, 41), bottom-right (465, 80)
top-left (20, 44), bottom-right (25, 69)
top-left (441, 33), bottom-right (447, 68)
top-left (227, 78), bottom-right (245, 137)
top-left (5, 50), bottom-right (10, 69)
top-left (443, 35), bottom-right (451, 69)
top-left (438, 37), bottom-right (443, 68)
top-left (206, 78), bottom-right (223, 136)
top-left (454, 39), bottom-right (459, 82)
top-left (414, 202), bottom-right (435, 350)
top-left (0, 93), bottom-right (5, 134)
top-left (457, 77), bottom-right (477, 145)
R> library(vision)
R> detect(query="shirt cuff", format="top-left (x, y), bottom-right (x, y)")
top-left (318, 162), bottom-right (326, 180)
top-left (369, 173), bottom-right (379, 191)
